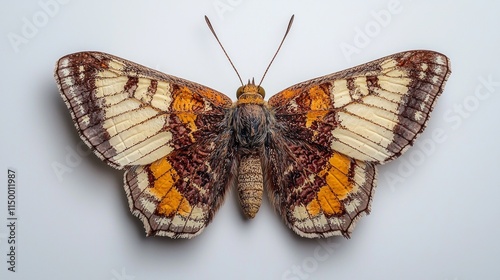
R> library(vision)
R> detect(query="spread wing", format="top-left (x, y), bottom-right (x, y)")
top-left (266, 50), bottom-right (451, 237)
top-left (124, 131), bottom-right (236, 238)
top-left (264, 134), bottom-right (376, 238)
top-left (55, 52), bottom-right (235, 238)
top-left (54, 51), bottom-right (232, 169)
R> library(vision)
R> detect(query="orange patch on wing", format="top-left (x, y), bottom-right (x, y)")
top-left (306, 198), bottom-right (321, 216)
top-left (307, 186), bottom-right (342, 216)
top-left (149, 158), bottom-right (179, 198)
top-left (307, 153), bottom-right (353, 216)
top-left (158, 187), bottom-right (192, 217)
top-left (275, 88), bottom-right (300, 103)
top-left (172, 86), bottom-right (203, 134)
top-left (172, 87), bottom-right (203, 111)
top-left (308, 85), bottom-right (331, 110)
top-left (177, 112), bottom-right (198, 132)
top-left (148, 158), bottom-right (191, 217)
top-left (305, 86), bottom-right (331, 128)
top-left (200, 88), bottom-right (232, 107)
top-left (324, 153), bottom-right (353, 200)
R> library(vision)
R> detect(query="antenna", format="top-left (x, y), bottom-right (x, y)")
top-left (258, 15), bottom-right (295, 87)
top-left (205, 16), bottom-right (244, 86)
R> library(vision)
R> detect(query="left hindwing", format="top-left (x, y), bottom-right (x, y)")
top-left (124, 130), bottom-right (235, 238)
top-left (265, 50), bottom-right (451, 238)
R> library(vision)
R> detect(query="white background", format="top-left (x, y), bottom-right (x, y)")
top-left (1, 1), bottom-right (500, 279)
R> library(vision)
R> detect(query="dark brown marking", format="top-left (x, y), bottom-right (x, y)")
top-left (346, 78), bottom-right (356, 96)
top-left (124, 77), bottom-right (139, 96)
top-left (366, 76), bottom-right (379, 95)
top-left (148, 79), bottom-right (158, 95)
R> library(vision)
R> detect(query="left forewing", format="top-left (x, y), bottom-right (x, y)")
top-left (54, 52), bottom-right (233, 169)
top-left (268, 50), bottom-right (451, 164)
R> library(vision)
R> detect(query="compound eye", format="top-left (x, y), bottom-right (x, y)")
top-left (236, 86), bottom-right (245, 98)
top-left (257, 86), bottom-right (265, 98)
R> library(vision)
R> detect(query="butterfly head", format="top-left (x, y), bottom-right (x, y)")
top-left (236, 78), bottom-right (265, 99)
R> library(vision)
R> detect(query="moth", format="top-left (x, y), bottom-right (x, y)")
top-left (54, 16), bottom-right (450, 238)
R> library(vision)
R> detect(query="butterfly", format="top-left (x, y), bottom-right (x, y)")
top-left (54, 19), bottom-right (450, 239)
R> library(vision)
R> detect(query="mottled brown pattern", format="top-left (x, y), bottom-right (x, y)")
top-left (168, 140), bottom-right (225, 206)
top-left (148, 79), bottom-right (158, 95)
top-left (124, 76), bottom-right (139, 94)
top-left (366, 76), bottom-right (379, 94)
top-left (346, 78), bottom-right (356, 95)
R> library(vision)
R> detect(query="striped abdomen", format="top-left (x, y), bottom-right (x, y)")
top-left (237, 154), bottom-right (263, 218)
